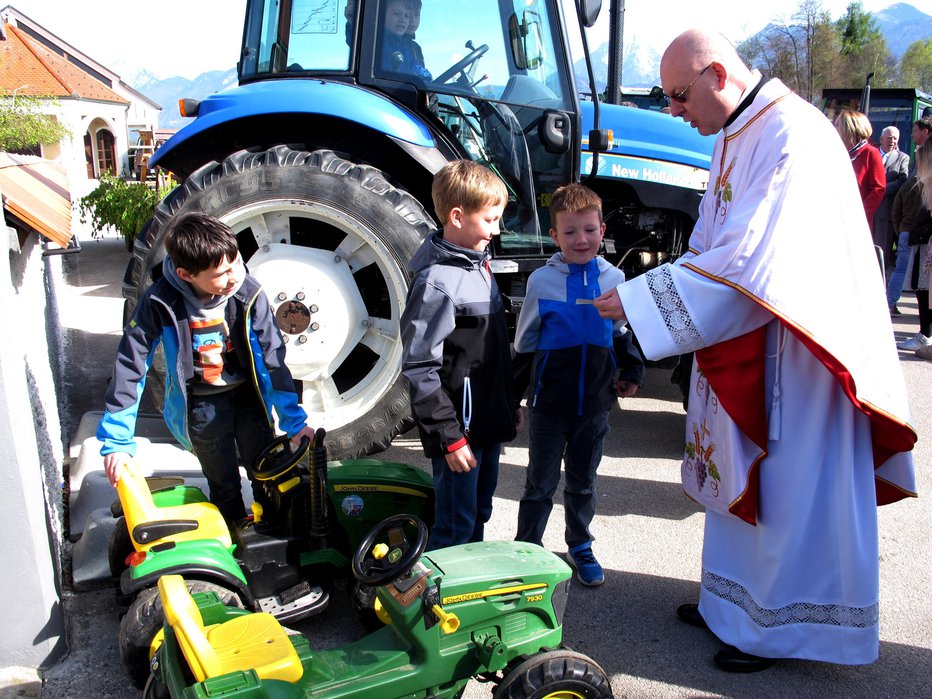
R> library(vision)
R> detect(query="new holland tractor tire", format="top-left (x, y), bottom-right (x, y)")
top-left (119, 580), bottom-right (243, 689)
top-left (126, 147), bottom-right (435, 459)
top-left (493, 649), bottom-right (613, 699)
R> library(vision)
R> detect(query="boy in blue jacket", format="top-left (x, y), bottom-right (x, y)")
top-left (98, 212), bottom-right (314, 523)
top-left (513, 183), bottom-right (644, 586)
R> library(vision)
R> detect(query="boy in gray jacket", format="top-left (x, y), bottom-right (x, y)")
top-left (400, 161), bottom-right (519, 549)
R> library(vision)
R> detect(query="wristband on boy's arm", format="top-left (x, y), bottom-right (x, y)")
top-left (445, 436), bottom-right (468, 453)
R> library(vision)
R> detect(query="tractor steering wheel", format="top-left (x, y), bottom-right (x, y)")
top-left (352, 514), bottom-right (429, 586)
top-left (434, 43), bottom-right (489, 86)
top-left (252, 435), bottom-right (310, 482)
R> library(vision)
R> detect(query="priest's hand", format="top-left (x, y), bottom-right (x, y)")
top-left (594, 288), bottom-right (626, 320)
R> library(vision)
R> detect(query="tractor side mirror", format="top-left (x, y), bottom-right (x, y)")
top-left (579, 0), bottom-right (602, 28)
top-left (509, 11), bottom-right (543, 70)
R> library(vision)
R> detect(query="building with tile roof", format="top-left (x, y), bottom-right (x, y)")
top-left (0, 5), bottom-right (161, 201)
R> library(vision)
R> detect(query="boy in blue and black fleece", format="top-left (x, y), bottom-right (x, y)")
top-left (98, 212), bottom-right (313, 523)
top-left (513, 183), bottom-right (644, 586)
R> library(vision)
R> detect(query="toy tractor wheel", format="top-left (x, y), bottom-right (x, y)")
top-left (119, 581), bottom-right (243, 689)
top-left (108, 516), bottom-right (133, 578)
top-left (493, 649), bottom-right (613, 699)
top-left (141, 672), bottom-right (170, 699)
top-left (125, 146), bottom-right (435, 460)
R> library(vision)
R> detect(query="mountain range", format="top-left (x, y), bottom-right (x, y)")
top-left (138, 2), bottom-right (931, 129)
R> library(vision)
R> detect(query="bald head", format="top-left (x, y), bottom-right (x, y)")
top-left (660, 29), bottom-right (755, 136)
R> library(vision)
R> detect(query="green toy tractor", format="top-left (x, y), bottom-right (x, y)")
top-left (144, 514), bottom-right (613, 698)
top-left (109, 431), bottom-right (435, 687)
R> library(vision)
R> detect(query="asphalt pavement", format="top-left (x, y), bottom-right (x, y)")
top-left (39, 234), bottom-right (932, 698)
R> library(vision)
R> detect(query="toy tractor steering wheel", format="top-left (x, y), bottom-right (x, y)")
top-left (252, 435), bottom-right (310, 482)
top-left (352, 514), bottom-right (429, 586)
top-left (434, 42), bottom-right (489, 86)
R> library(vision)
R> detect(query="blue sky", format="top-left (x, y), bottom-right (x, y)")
top-left (7, 0), bottom-right (931, 80)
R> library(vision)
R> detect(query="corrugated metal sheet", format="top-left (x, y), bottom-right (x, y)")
top-left (0, 153), bottom-right (72, 248)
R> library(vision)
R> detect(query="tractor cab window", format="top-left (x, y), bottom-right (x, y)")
top-left (377, 0), bottom-right (573, 256)
top-left (374, 0), bottom-right (570, 110)
top-left (244, 0), bottom-right (355, 74)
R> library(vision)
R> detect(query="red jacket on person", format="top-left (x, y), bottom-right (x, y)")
top-left (849, 140), bottom-right (886, 227)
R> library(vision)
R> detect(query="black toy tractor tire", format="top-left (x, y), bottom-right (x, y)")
top-left (493, 648), bottom-right (613, 699)
top-left (125, 146), bottom-right (434, 459)
top-left (119, 581), bottom-right (243, 689)
top-left (141, 672), bottom-right (171, 699)
top-left (108, 516), bottom-right (133, 578)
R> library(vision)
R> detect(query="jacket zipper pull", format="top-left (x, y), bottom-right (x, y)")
top-left (462, 375), bottom-right (472, 436)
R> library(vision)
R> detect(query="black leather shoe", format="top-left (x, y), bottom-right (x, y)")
top-left (713, 644), bottom-right (776, 673)
top-left (676, 603), bottom-right (708, 629)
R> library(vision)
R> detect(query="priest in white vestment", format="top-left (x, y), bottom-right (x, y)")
top-left (594, 29), bottom-right (917, 672)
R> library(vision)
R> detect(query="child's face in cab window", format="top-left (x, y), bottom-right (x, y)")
top-left (384, 0), bottom-right (410, 37)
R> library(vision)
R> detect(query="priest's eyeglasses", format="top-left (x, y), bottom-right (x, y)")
top-left (668, 63), bottom-right (712, 103)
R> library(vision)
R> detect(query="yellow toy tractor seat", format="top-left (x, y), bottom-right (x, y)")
top-left (116, 460), bottom-right (232, 551)
top-left (157, 574), bottom-right (304, 684)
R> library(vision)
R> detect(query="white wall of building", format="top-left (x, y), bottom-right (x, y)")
top-left (0, 215), bottom-right (67, 668)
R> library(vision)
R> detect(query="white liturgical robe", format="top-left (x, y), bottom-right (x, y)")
top-left (618, 77), bottom-right (916, 664)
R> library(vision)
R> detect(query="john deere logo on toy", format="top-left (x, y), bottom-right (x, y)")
top-left (388, 547), bottom-right (402, 563)
top-left (443, 582), bottom-right (548, 605)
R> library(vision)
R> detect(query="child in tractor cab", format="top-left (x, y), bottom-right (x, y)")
top-left (97, 212), bottom-right (314, 523)
top-left (400, 161), bottom-right (521, 550)
top-left (512, 183), bottom-right (644, 587)
top-left (380, 0), bottom-right (431, 81)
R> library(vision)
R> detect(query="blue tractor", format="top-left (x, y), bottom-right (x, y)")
top-left (136, 0), bottom-right (713, 458)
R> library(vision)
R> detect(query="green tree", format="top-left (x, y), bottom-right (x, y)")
top-left (78, 174), bottom-right (175, 250)
top-left (898, 39), bottom-right (932, 92)
top-left (0, 90), bottom-right (70, 153)
top-left (834, 2), bottom-right (893, 87)
top-left (738, 0), bottom-right (836, 102)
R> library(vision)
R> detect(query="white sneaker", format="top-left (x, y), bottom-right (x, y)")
top-left (896, 333), bottom-right (932, 351)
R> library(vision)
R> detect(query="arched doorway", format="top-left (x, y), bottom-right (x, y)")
top-left (95, 129), bottom-right (116, 176)
top-left (84, 134), bottom-right (94, 178)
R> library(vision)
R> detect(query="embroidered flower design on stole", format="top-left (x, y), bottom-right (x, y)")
top-left (684, 419), bottom-right (721, 496)
top-left (713, 156), bottom-right (737, 223)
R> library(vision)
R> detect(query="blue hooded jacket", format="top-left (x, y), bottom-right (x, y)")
top-left (98, 258), bottom-right (307, 456)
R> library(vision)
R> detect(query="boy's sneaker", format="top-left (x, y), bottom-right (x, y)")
top-left (896, 333), bottom-right (932, 351)
top-left (567, 542), bottom-right (604, 587)
top-left (916, 344), bottom-right (932, 361)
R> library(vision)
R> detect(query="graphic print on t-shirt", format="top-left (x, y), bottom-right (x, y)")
top-left (190, 318), bottom-right (232, 385)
